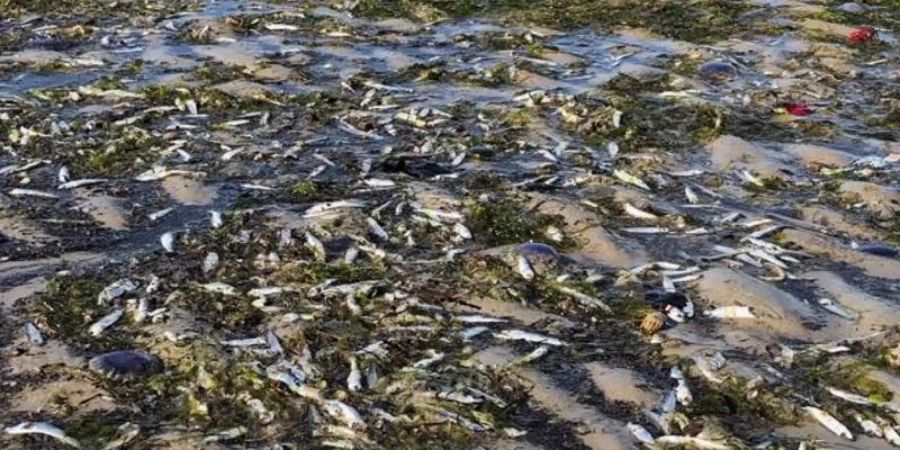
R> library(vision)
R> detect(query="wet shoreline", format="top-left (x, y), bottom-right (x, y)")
top-left (1, 0), bottom-right (899, 449)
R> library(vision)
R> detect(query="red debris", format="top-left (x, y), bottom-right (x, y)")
top-left (783, 103), bottom-right (814, 116)
top-left (848, 27), bottom-right (877, 43)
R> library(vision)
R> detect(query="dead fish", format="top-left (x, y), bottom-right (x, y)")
top-left (58, 178), bottom-right (107, 189)
top-left (203, 252), bottom-right (219, 275)
top-left (818, 298), bottom-right (856, 320)
top-left (347, 357), bottom-right (363, 392)
top-left (803, 406), bottom-right (853, 440)
top-left (854, 414), bottom-right (883, 437)
top-left (827, 387), bottom-right (870, 405)
top-left (97, 279), bottom-right (139, 305)
top-left (148, 207), bottom-right (174, 222)
top-left (703, 305), bottom-right (755, 319)
top-left (135, 167), bottom-right (204, 181)
top-left (202, 427), bottom-right (246, 444)
top-left (613, 169), bottom-right (651, 190)
top-left (493, 329), bottom-right (565, 346)
top-left (23, 322), bottom-right (44, 345)
top-left (89, 308), bottom-right (124, 336)
top-left (623, 202), bottom-right (658, 220)
top-left (200, 282), bottom-right (238, 296)
top-left (626, 422), bottom-right (654, 445)
top-left (654, 435), bottom-right (729, 450)
top-left (513, 345), bottom-right (550, 365)
top-left (209, 210), bottom-right (224, 228)
top-left (58, 166), bottom-right (71, 183)
top-left (460, 326), bottom-right (489, 340)
top-left (738, 170), bottom-right (765, 187)
top-left (412, 349), bottom-right (445, 369)
top-left (102, 422), bottom-right (140, 450)
top-left (160, 232), bottom-right (175, 253)
top-left (457, 315), bottom-right (507, 324)
top-left (221, 336), bottom-right (267, 347)
top-left (622, 227), bottom-right (669, 234)
top-left (367, 217), bottom-right (389, 241)
top-left (5, 422), bottom-right (81, 448)
top-left (516, 255), bottom-right (535, 280)
top-left (304, 200), bottom-right (366, 218)
top-left (556, 286), bottom-right (612, 312)
top-left (685, 186), bottom-right (699, 204)
top-left (9, 188), bottom-right (58, 199)
top-left (323, 400), bottom-right (366, 430)
top-left (305, 232), bottom-right (327, 262)
top-left (363, 178), bottom-right (396, 189)
top-left (883, 424), bottom-right (900, 446)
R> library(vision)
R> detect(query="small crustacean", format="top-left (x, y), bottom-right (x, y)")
top-left (640, 311), bottom-right (666, 335)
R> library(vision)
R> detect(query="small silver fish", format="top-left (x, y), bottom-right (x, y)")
top-left (201, 282), bottom-right (238, 296)
top-left (23, 322), bottom-right (44, 345)
top-left (89, 308), bottom-right (123, 336)
top-left (203, 252), bottom-right (219, 275)
top-left (516, 255), bottom-right (535, 280)
top-left (854, 414), bottom-right (882, 437)
top-left (305, 232), bottom-right (327, 262)
top-left (493, 329), bottom-right (565, 346)
top-left (58, 166), bottom-right (71, 183)
top-left (613, 169), bottom-right (651, 190)
top-left (209, 210), bottom-right (224, 228)
top-left (623, 202), bottom-right (657, 221)
top-left (160, 232), bottom-right (175, 253)
top-left (9, 188), bottom-right (59, 199)
top-left (367, 217), bottom-right (389, 241)
top-left (347, 357), bottom-right (362, 392)
top-left (818, 298), bottom-right (856, 320)
top-left (626, 422), bottom-right (654, 445)
top-left (148, 207), bottom-right (174, 222)
top-left (58, 178), bottom-right (107, 189)
top-left (5, 422), bottom-right (81, 448)
top-left (803, 406), bottom-right (853, 440)
top-left (323, 400), bottom-right (366, 430)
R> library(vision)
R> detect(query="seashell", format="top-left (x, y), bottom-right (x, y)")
top-left (88, 350), bottom-right (163, 378)
top-left (641, 311), bottom-right (666, 335)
